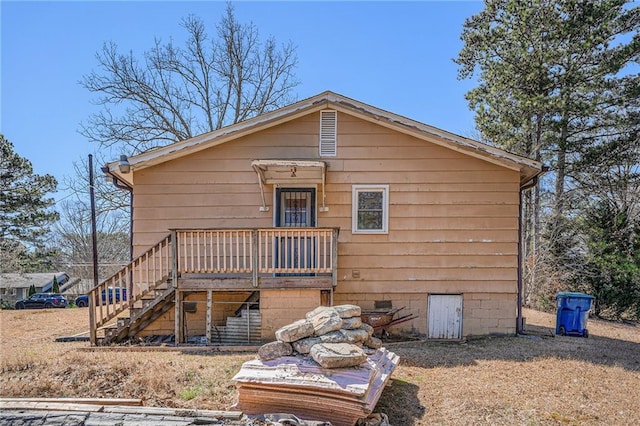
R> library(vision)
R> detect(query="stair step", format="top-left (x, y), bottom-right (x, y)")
top-left (227, 317), bottom-right (261, 324)
top-left (212, 332), bottom-right (261, 341)
top-left (237, 319), bottom-right (260, 324)
top-left (220, 319), bottom-right (260, 325)
top-left (213, 328), bottom-right (261, 334)
top-left (239, 310), bottom-right (261, 318)
top-left (211, 335), bottom-right (262, 340)
top-left (214, 327), bottom-right (261, 334)
top-left (117, 317), bottom-right (131, 327)
top-left (215, 329), bottom-right (261, 334)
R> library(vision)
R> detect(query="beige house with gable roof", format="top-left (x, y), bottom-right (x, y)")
top-left (87, 91), bottom-right (543, 346)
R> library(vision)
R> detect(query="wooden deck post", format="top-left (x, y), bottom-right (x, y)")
top-left (252, 230), bottom-right (258, 287)
top-left (206, 290), bottom-right (212, 345)
top-left (332, 228), bottom-right (339, 287)
top-left (170, 230), bottom-right (178, 289)
top-left (89, 293), bottom-right (96, 346)
top-left (171, 230), bottom-right (183, 344)
top-left (174, 290), bottom-right (183, 344)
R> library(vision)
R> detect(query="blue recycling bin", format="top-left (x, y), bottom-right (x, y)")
top-left (555, 292), bottom-right (595, 338)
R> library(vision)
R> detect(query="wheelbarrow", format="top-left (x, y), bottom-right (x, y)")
top-left (360, 306), bottom-right (416, 339)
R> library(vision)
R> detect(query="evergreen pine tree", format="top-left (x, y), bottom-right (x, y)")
top-left (0, 135), bottom-right (58, 272)
top-left (456, 0), bottom-right (640, 311)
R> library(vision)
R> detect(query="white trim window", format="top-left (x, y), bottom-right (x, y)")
top-left (319, 110), bottom-right (337, 157)
top-left (352, 185), bottom-right (389, 234)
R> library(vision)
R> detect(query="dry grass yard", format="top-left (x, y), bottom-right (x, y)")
top-left (1, 307), bottom-right (638, 425)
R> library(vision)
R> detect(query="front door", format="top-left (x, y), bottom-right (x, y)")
top-left (275, 188), bottom-right (316, 273)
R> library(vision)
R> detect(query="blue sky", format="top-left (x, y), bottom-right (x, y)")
top-left (1, 1), bottom-right (483, 200)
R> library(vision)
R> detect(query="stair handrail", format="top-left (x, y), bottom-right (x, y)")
top-left (89, 233), bottom-right (173, 345)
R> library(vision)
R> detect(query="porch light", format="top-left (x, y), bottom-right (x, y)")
top-left (290, 167), bottom-right (297, 178)
top-left (118, 155), bottom-right (131, 174)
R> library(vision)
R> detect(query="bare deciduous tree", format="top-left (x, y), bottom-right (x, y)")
top-left (61, 153), bottom-right (130, 218)
top-left (52, 200), bottom-right (129, 285)
top-left (80, 3), bottom-right (299, 154)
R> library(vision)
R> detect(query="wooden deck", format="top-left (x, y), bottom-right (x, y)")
top-left (87, 228), bottom-right (339, 345)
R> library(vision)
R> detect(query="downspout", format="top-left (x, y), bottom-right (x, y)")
top-left (517, 188), bottom-right (526, 334)
top-left (517, 168), bottom-right (547, 334)
top-left (101, 167), bottom-right (134, 262)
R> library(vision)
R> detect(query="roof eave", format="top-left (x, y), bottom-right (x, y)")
top-left (105, 92), bottom-right (334, 178)
top-left (104, 90), bottom-right (544, 186)
top-left (327, 97), bottom-right (544, 184)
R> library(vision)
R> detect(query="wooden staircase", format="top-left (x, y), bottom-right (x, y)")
top-left (97, 282), bottom-right (175, 346)
top-left (89, 234), bottom-right (174, 346)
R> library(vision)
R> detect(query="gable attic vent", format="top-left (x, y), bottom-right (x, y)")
top-left (319, 110), bottom-right (337, 157)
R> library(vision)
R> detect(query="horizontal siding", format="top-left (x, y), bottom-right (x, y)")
top-left (338, 254), bottom-right (518, 269)
top-left (322, 182), bottom-right (520, 193)
top-left (386, 217), bottom-right (519, 230)
top-left (132, 111), bottom-right (521, 297)
top-left (337, 145), bottom-right (478, 158)
top-left (337, 280), bottom-right (516, 293)
top-left (136, 170), bottom-right (517, 185)
top-left (326, 170), bottom-right (518, 184)
top-left (133, 217), bottom-right (273, 233)
top-left (136, 183), bottom-right (260, 195)
top-left (341, 242), bottom-right (517, 256)
top-left (326, 191), bottom-right (518, 206)
top-left (364, 229), bottom-right (517, 243)
top-left (133, 206), bottom-right (266, 220)
top-left (335, 267), bottom-right (516, 281)
top-left (135, 192), bottom-right (265, 207)
top-left (341, 158), bottom-right (508, 172)
top-left (135, 171), bottom-right (258, 185)
top-left (390, 204), bottom-right (519, 218)
top-left (175, 145), bottom-right (319, 159)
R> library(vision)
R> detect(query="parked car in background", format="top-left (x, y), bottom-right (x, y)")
top-left (14, 293), bottom-right (68, 309)
top-left (103, 286), bottom-right (128, 303)
top-left (74, 287), bottom-right (128, 308)
top-left (74, 294), bottom-right (89, 307)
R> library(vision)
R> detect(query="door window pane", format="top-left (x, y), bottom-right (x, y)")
top-left (279, 190), bottom-right (314, 227)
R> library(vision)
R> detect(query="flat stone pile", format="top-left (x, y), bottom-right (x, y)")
top-left (258, 304), bottom-right (383, 368)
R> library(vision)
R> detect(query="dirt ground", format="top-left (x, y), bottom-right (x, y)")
top-left (1, 307), bottom-right (638, 425)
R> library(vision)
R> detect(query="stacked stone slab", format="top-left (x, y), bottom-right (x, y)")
top-left (259, 304), bottom-right (383, 369)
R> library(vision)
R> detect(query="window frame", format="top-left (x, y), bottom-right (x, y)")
top-left (351, 184), bottom-right (389, 234)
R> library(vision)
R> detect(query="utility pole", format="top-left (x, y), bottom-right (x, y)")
top-left (89, 154), bottom-right (99, 287)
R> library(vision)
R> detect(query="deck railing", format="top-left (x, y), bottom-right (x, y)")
top-left (257, 228), bottom-right (335, 274)
top-left (176, 228), bottom-right (338, 276)
top-left (88, 234), bottom-right (172, 344)
top-left (177, 229), bottom-right (254, 274)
